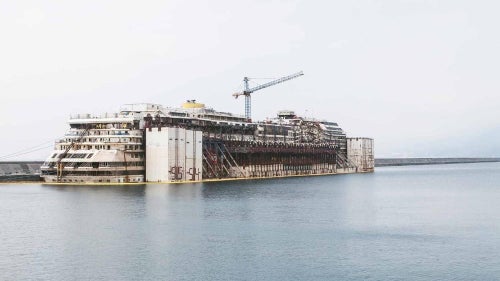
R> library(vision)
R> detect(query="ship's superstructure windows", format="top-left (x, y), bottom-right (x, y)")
top-left (170, 112), bottom-right (188, 117)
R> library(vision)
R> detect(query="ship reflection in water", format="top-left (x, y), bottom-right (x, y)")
top-left (2, 162), bottom-right (500, 280)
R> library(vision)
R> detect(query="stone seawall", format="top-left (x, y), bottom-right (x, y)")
top-left (0, 162), bottom-right (43, 182)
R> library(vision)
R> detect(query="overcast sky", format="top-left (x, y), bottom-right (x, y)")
top-left (1, 0), bottom-right (499, 160)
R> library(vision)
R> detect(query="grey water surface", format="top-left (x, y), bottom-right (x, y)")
top-left (1, 163), bottom-right (500, 281)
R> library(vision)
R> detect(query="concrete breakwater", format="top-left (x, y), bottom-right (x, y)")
top-left (375, 158), bottom-right (500, 167)
top-left (0, 162), bottom-right (43, 182)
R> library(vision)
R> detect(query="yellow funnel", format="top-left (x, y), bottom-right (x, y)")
top-left (182, 100), bottom-right (205, 109)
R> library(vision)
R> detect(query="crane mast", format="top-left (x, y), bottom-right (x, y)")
top-left (233, 71), bottom-right (304, 120)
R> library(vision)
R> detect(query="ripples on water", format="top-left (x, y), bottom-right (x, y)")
top-left (1, 163), bottom-right (500, 280)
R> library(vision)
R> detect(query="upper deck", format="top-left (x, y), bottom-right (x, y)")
top-left (66, 102), bottom-right (345, 136)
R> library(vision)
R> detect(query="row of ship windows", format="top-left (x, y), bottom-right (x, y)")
top-left (78, 161), bottom-right (144, 168)
top-left (254, 132), bottom-right (346, 139)
top-left (67, 130), bottom-right (138, 136)
top-left (254, 134), bottom-right (345, 139)
top-left (52, 153), bottom-right (93, 159)
top-left (59, 145), bottom-right (142, 151)
top-left (97, 161), bottom-right (144, 167)
top-left (63, 137), bottom-right (142, 143)
top-left (51, 178), bottom-right (143, 183)
top-left (55, 171), bottom-right (144, 176)
top-left (202, 114), bottom-right (246, 122)
top-left (52, 152), bottom-right (143, 159)
top-left (46, 161), bottom-right (144, 168)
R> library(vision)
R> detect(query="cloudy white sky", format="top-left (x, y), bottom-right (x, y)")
top-left (1, 0), bottom-right (499, 160)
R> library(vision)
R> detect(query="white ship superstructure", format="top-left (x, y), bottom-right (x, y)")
top-left (41, 104), bottom-right (159, 183)
top-left (256, 110), bottom-right (348, 153)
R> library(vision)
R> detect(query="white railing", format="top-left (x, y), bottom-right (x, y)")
top-left (69, 113), bottom-right (121, 119)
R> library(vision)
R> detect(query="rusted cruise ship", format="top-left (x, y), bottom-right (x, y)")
top-left (40, 100), bottom-right (374, 183)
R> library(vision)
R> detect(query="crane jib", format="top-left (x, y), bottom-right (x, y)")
top-left (245, 71), bottom-right (304, 94)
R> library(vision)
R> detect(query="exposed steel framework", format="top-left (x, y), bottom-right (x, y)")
top-left (145, 114), bottom-right (355, 180)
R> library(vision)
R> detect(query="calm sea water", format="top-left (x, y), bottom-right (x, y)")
top-left (1, 163), bottom-right (500, 281)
